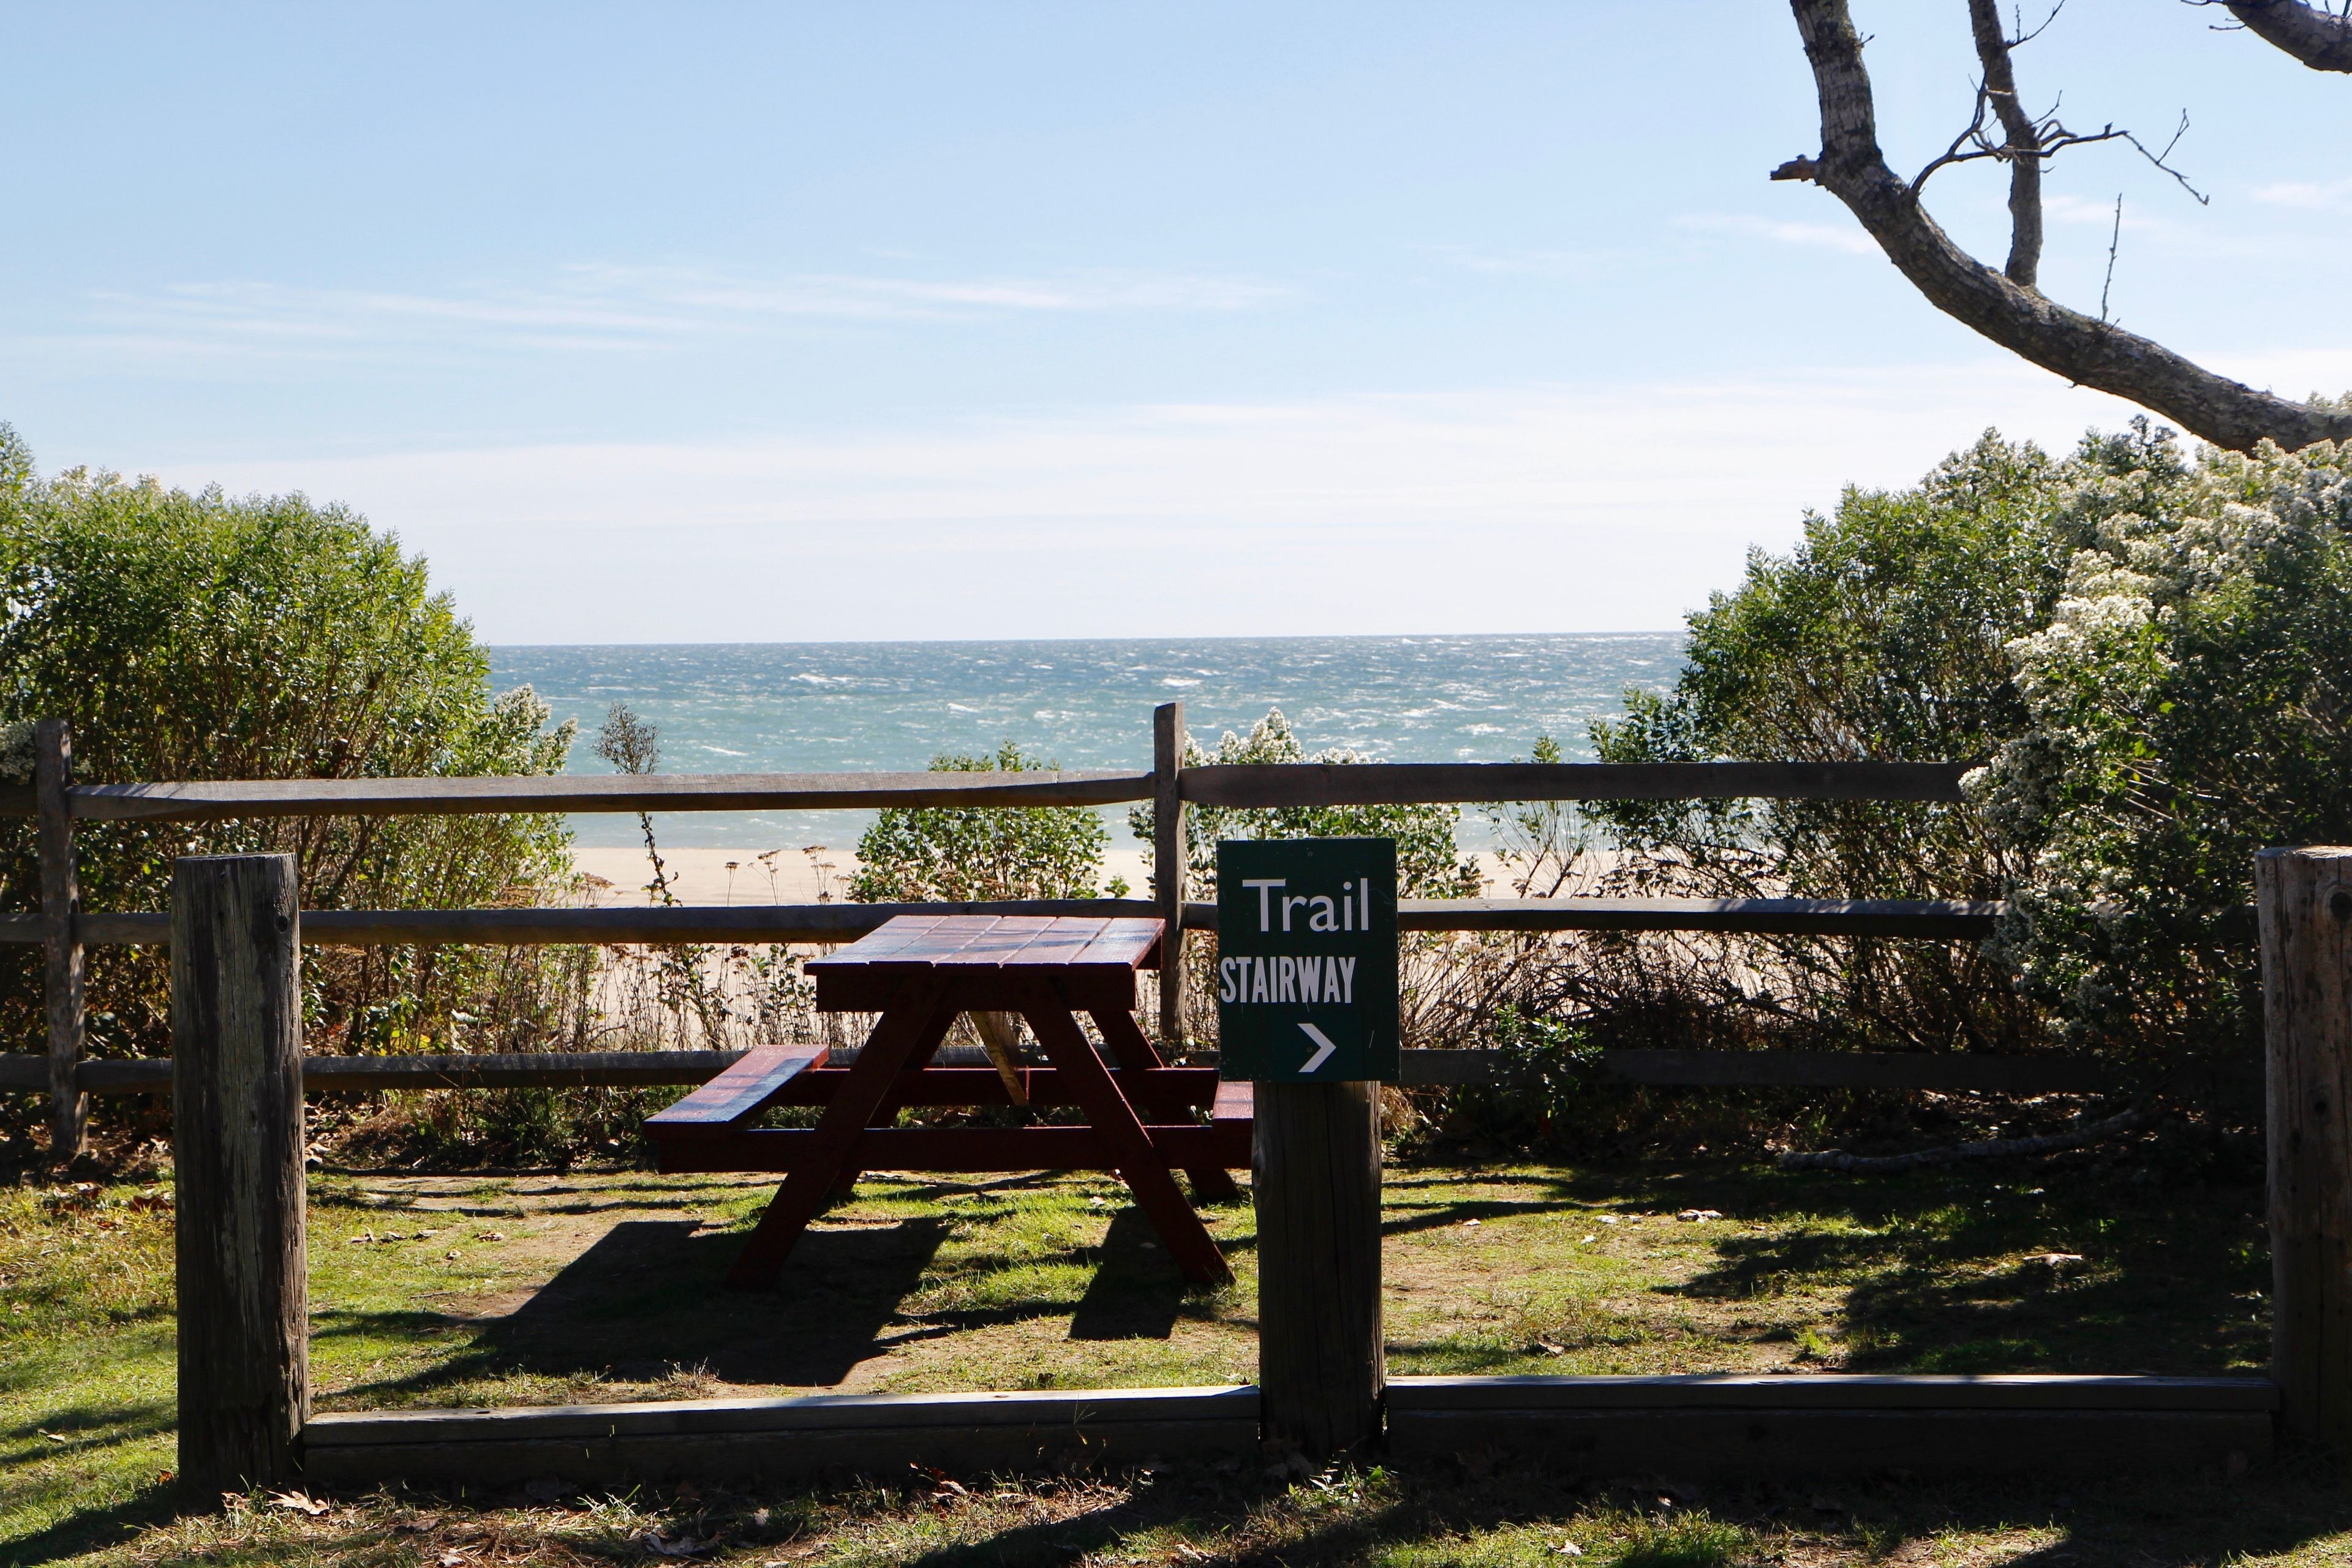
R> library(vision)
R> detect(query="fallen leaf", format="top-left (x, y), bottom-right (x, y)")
top-left (1460, 1218), bottom-right (1482, 1228)
top-left (444, 1250), bottom-right (461, 1261)
top-left (1579, 1235), bottom-right (1599, 1244)
top-left (475, 1232), bottom-right (506, 1242)
top-left (1533, 1340), bottom-right (1566, 1356)
top-left (1676, 1209), bottom-right (1724, 1223)
top-left (38, 1430), bottom-right (66, 1444)
top-left (2035, 1253), bottom-right (2086, 1267)
top-left (1556, 1544), bottom-right (1585, 1557)
top-left (269, 1490), bottom-right (330, 1517)
top-left (1597, 1215), bottom-right (1620, 1226)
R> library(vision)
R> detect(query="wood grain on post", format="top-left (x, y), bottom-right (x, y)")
top-left (1254, 1080), bottom-right (1384, 1460)
top-left (1154, 703), bottom-right (1186, 1051)
top-left (2260, 845), bottom-right (2352, 1453)
top-left (35, 721), bottom-right (85, 1160)
top-left (172, 853), bottom-right (308, 1498)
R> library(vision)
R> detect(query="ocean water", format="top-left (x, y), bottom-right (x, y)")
top-left (487, 634), bottom-right (1686, 851)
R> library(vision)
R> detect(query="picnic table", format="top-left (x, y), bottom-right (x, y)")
top-left (645, 914), bottom-right (1251, 1289)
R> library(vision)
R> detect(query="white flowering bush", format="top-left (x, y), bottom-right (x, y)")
top-left (1969, 416), bottom-right (2352, 1060)
top-left (1589, 415), bottom-right (2352, 1069)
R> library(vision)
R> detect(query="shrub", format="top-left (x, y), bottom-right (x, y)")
top-left (1970, 417), bottom-right (2352, 1065)
top-left (0, 427), bottom-right (580, 1154)
top-left (1131, 708), bottom-right (1480, 900)
top-left (1580, 431), bottom-right (2066, 1057)
top-left (851, 741), bottom-right (1121, 902)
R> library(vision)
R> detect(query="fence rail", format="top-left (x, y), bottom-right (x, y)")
top-left (0, 759), bottom-right (1978, 823)
top-left (2, 709), bottom-right (2028, 1164)
top-left (0, 769), bottom-right (1153, 821)
top-left (0, 1044), bottom-right (2125, 1097)
top-left (0, 895), bottom-right (2015, 948)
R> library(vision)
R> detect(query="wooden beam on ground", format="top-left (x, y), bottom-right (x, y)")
top-left (302, 1385), bottom-right (1261, 1487)
top-left (12, 769), bottom-right (1151, 822)
top-left (1385, 1374), bottom-right (2275, 1478)
top-left (1181, 760), bottom-right (1972, 808)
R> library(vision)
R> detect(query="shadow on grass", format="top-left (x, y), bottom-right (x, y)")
top-left (1663, 1165), bottom-right (2267, 1374)
top-left (1068, 1208), bottom-right (1185, 1341)
top-left (0, 1476), bottom-right (180, 1568)
top-left (324, 1215), bottom-right (955, 1400)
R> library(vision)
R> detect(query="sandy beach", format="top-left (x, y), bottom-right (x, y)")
top-left (568, 845), bottom-right (1543, 907)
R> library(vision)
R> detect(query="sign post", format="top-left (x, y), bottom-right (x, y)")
top-left (1218, 837), bottom-right (1395, 1460)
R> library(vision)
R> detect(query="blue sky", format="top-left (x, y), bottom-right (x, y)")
top-left (7, 1), bottom-right (2351, 643)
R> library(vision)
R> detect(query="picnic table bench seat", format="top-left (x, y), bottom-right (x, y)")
top-left (640, 914), bottom-right (1251, 1289)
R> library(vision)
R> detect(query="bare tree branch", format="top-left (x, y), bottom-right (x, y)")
top-left (1776, 0), bottom-right (2352, 453)
top-left (2223, 0), bottom-right (2352, 71)
top-left (1967, 0), bottom-right (2045, 282)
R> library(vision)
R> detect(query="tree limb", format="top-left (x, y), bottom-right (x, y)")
top-left (1777, 1107), bottom-right (2143, 1173)
top-left (2223, 0), bottom-right (2352, 71)
top-left (1967, 0), bottom-right (2044, 284)
top-left (1778, 0), bottom-right (2352, 453)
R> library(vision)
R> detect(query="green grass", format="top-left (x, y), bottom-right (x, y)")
top-left (0, 1153), bottom-right (2331, 1567)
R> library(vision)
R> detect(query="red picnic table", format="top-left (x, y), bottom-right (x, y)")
top-left (645, 914), bottom-right (1251, 1289)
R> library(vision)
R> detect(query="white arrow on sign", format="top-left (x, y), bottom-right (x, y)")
top-left (1297, 1022), bottom-right (1338, 1074)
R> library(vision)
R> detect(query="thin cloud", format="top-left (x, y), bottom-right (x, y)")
top-left (2042, 192), bottom-right (2291, 258)
top-left (157, 360), bottom-right (2201, 641)
top-left (1673, 214), bottom-right (1879, 257)
top-left (1430, 246), bottom-right (1610, 281)
top-left (2251, 179), bottom-right (2352, 211)
top-left (41, 263), bottom-right (1288, 368)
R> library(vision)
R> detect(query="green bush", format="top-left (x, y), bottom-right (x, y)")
top-left (1131, 707), bottom-right (1479, 900)
top-left (1581, 416), bottom-right (2352, 1077)
top-left (850, 741), bottom-right (1121, 902)
top-left (0, 426), bottom-right (581, 1152)
top-left (1581, 432), bottom-right (2064, 1056)
top-left (1971, 417), bottom-right (2352, 1064)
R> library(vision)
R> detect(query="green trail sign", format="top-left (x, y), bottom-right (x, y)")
top-left (1214, 837), bottom-right (1400, 1082)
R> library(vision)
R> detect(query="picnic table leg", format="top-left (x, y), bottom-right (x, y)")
top-left (726, 973), bottom-right (956, 1289)
top-left (826, 1059), bottom-right (940, 1203)
top-left (1090, 1007), bottom-right (1243, 1204)
top-left (1018, 976), bottom-right (1231, 1286)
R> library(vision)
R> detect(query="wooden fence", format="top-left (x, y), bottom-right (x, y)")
top-left (0, 704), bottom-right (2314, 1495)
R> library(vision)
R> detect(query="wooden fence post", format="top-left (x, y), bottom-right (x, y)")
top-left (1255, 1080), bottom-right (1384, 1460)
top-left (1154, 702), bottom-right (1186, 1050)
top-left (35, 720), bottom-right (85, 1161)
top-left (2258, 845), bottom-right (2352, 1453)
top-left (172, 853), bottom-right (308, 1499)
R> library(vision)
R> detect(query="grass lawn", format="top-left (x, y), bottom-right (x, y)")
top-left (4, 1150), bottom-right (2341, 1567)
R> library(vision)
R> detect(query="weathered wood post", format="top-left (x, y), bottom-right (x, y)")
top-left (2258, 845), bottom-right (2352, 1455)
top-left (1154, 701), bottom-right (1186, 1050)
top-left (1254, 1080), bottom-right (1384, 1460)
top-left (172, 853), bottom-right (309, 1498)
top-left (35, 720), bottom-right (85, 1161)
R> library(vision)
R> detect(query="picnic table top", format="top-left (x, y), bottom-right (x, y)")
top-left (805, 913), bottom-right (1164, 976)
